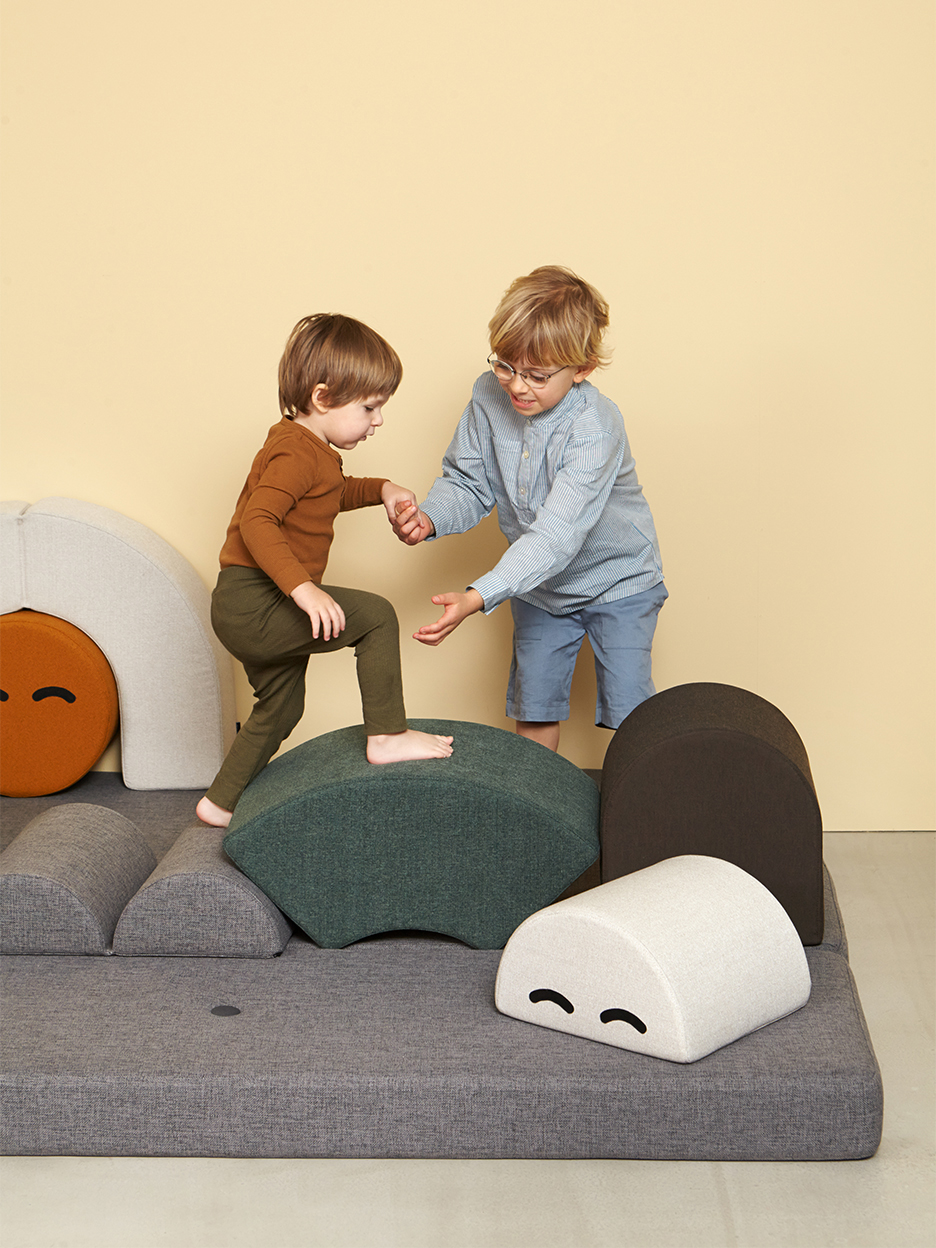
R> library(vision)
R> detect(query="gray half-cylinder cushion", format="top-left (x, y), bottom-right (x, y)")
top-left (113, 822), bottom-right (292, 957)
top-left (0, 804), bottom-right (156, 954)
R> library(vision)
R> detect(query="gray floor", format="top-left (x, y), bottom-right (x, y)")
top-left (0, 831), bottom-right (932, 1248)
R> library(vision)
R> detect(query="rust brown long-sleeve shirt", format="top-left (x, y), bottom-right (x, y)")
top-left (219, 417), bottom-right (387, 596)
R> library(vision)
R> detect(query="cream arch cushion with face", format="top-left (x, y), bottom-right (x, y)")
top-left (494, 855), bottom-right (812, 1063)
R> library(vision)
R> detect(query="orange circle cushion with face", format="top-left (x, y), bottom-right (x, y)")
top-left (0, 610), bottom-right (120, 798)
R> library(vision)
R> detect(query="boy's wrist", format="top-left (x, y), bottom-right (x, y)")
top-left (419, 504), bottom-right (439, 540)
top-left (466, 570), bottom-right (505, 615)
top-left (381, 479), bottom-right (413, 505)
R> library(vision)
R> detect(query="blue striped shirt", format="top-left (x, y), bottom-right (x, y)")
top-left (421, 372), bottom-right (664, 616)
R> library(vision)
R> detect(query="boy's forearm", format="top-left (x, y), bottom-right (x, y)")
top-left (341, 476), bottom-right (391, 511)
top-left (420, 483), bottom-right (491, 540)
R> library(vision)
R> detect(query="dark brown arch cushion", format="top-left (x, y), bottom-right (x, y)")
top-left (600, 683), bottom-right (823, 944)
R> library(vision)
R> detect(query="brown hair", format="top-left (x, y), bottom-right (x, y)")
top-left (488, 266), bottom-right (611, 369)
top-left (278, 313), bottom-right (403, 418)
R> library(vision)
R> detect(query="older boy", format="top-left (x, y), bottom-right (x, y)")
top-left (392, 266), bottom-right (665, 752)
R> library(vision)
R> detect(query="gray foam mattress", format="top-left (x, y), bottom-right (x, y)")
top-left (1, 928), bottom-right (881, 1160)
top-left (0, 775), bottom-right (882, 1160)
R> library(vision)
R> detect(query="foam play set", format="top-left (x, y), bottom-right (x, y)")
top-left (0, 498), bottom-right (883, 1160)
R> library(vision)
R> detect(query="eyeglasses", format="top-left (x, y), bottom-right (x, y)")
top-left (487, 354), bottom-right (571, 390)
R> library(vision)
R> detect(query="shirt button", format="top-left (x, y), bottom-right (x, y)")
top-left (519, 488), bottom-right (526, 496)
top-left (522, 451), bottom-right (529, 459)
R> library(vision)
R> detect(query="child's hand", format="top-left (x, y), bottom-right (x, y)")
top-left (413, 589), bottom-right (484, 646)
top-left (392, 500), bottom-right (435, 545)
top-left (290, 581), bottom-right (346, 640)
top-left (380, 481), bottom-right (417, 525)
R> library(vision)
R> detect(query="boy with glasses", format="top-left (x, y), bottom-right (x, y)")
top-left (392, 266), bottom-right (666, 752)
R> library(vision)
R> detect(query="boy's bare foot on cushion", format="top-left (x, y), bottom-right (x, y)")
top-left (367, 729), bottom-right (454, 764)
top-left (196, 796), bottom-right (233, 828)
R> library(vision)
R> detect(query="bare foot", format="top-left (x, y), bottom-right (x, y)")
top-left (367, 728), bottom-right (454, 764)
top-left (196, 796), bottom-right (233, 828)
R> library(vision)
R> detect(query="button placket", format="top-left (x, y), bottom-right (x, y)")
top-left (517, 420), bottom-right (536, 515)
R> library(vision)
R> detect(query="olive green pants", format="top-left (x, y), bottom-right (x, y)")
top-left (206, 567), bottom-right (407, 811)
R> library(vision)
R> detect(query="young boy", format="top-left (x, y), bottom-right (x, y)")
top-left (196, 313), bottom-right (453, 828)
top-left (392, 266), bottom-right (666, 753)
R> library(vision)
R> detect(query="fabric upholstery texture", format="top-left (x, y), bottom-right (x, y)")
top-left (0, 610), bottom-right (119, 797)
top-left (224, 720), bottom-right (601, 949)
top-left (0, 804), bottom-right (156, 954)
top-left (600, 682), bottom-right (824, 943)
top-left (0, 937), bottom-right (882, 1160)
top-left (495, 855), bottom-right (811, 1062)
top-left (0, 770), bottom-right (880, 1161)
top-left (113, 822), bottom-right (292, 958)
top-left (0, 498), bottom-right (236, 789)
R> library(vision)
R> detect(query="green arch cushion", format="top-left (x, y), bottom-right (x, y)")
top-left (223, 720), bottom-right (600, 949)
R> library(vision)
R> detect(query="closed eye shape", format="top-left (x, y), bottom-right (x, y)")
top-left (32, 686), bottom-right (77, 703)
top-left (529, 988), bottom-right (574, 1014)
top-left (600, 1007), bottom-right (647, 1034)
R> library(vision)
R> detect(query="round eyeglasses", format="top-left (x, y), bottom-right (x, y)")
top-left (487, 354), bottom-right (571, 390)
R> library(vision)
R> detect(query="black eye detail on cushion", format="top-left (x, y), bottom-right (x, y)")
top-left (529, 988), bottom-right (574, 1014)
top-left (0, 690), bottom-right (7, 701)
top-left (32, 687), bottom-right (77, 703)
top-left (600, 1007), bottom-right (647, 1034)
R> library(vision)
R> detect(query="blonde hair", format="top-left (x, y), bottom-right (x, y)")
top-left (278, 314), bottom-right (403, 418)
top-left (488, 266), bottom-right (611, 369)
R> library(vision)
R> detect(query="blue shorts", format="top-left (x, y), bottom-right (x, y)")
top-left (505, 583), bottom-right (668, 729)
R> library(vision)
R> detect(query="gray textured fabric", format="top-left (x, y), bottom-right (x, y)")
top-left (0, 783), bottom-right (876, 1160)
top-left (0, 937), bottom-right (881, 1159)
top-left (0, 805), bottom-right (156, 954)
top-left (0, 773), bottom-right (203, 860)
top-left (113, 822), bottom-right (292, 958)
top-left (224, 721), bottom-right (600, 949)
top-left (818, 862), bottom-right (847, 957)
top-left (0, 497), bottom-right (237, 789)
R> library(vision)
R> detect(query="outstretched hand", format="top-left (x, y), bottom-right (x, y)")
top-left (413, 589), bottom-right (484, 646)
top-left (392, 500), bottom-right (435, 545)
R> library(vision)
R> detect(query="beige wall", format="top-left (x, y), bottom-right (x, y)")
top-left (1, 1), bottom-right (933, 829)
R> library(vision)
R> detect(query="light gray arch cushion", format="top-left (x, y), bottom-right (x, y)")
top-left (0, 497), bottom-right (236, 789)
top-left (113, 822), bottom-right (292, 957)
top-left (0, 804), bottom-right (156, 954)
